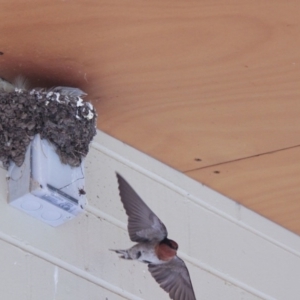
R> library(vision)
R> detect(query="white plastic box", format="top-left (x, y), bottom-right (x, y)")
top-left (7, 135), bottom-right (87, 226)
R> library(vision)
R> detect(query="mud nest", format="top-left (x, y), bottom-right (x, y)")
top-left (0, 88), bottom-right (97, 168)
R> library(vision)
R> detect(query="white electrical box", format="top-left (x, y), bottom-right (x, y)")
top-left (7, 135), bottom-right (87, 226)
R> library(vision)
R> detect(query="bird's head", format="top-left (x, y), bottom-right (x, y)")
top-left (161, 238), bottom-right (178, 251)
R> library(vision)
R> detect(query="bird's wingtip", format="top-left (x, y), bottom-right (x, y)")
top-left (115, 172), bottom-right (125, 182)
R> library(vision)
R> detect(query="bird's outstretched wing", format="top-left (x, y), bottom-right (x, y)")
top-left (116, 173), bottom-right (168, 243)
top-left (148, 256), bottom-right (196, 300)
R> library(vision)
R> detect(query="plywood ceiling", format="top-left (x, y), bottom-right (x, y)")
top-left (1, 1), bottom-right (300, 234)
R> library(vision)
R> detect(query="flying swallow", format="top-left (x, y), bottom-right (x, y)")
top-left (111, 173), bottom-right (196, 300)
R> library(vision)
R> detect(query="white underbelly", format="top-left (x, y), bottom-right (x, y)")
top-left (132, 244), bottom-right (164, 264)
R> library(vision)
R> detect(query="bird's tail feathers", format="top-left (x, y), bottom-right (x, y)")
top-left (13, 75), bottom-right (28, 90)
top-left (110, 249), bottom-right (132, 260)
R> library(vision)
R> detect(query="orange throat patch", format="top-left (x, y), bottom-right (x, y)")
top-left (155, 243), bottom-right (177, 261)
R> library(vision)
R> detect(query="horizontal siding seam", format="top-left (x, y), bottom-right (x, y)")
top-left (0, 231), bottom-right (143, 300)
top-left (0, 226), bottom-right (276, 300)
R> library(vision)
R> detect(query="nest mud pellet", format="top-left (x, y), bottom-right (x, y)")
top-left (0, 88), bottom-right (97, 168)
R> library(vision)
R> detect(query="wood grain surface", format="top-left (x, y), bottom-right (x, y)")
top-left (0, 1), bottom-right (300, 234)
top-left (187, 147), bottom-right (300, 234)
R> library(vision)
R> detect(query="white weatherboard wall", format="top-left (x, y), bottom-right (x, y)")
top-left (0, 131), bottom-right (300, 300)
